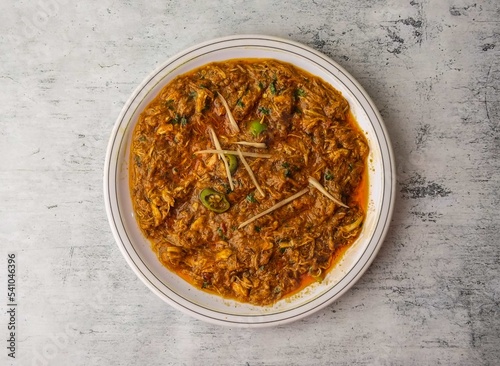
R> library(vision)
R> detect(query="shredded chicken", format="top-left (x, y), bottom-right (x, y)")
top-left (130, 59), bottom-right (369, 305)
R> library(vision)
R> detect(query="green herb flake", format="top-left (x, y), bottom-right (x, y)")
top-left (281, 162), bottom-right (291, 178)
top-left (254, 226), bottom-right (261, 233)
top-left (258, 106), bottom-right (270, 115)
top-left (258, 81), bottom-right (264, 89)
top-left (222, 183), bottom-right (232, 194)
top-left (236, 98), bottom-right (244, 107)
top-left (216, 227), bottom-right (228, 240)
top-left (189, 91), bottom-right (197, 99)
top-left (325, 170), bottom-right (334, 181)
top-left (134, 155), bottom-right (141, 167)
top-left (172, 114), bottom-right (188, 126)
top-left (246, 193), bottom-right (258, 203)
top-left (165, 99), bottom-right (175, 110)
top-left (270, 79), bottom-right (277, 95)
top-left (295, 88), bottom-right (306, 97)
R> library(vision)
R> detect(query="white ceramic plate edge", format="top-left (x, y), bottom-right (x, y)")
top-left (103, 34), bottom-right (396, 327)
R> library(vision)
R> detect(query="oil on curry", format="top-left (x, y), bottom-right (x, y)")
top-left (130, 59), bottom-right (369, 305)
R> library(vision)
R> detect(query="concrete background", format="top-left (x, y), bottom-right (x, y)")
top-left (0, 0), bottom-right (499, 365)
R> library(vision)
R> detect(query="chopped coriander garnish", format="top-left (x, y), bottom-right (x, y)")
top-left (134, 155), bottom-right (141, 167)
top-left (258, 106), bottom-right (270, 115)
top-left (216, 227), bottom-right (228, 240)
top-left (165, 99), bottom-right (175, 110)
top-left (270, 79), bottom-right (277, 95)
top-left (236, 98), bottom-right (244, 107)
top-left (189, 91), bottom-right (197, 99)
top-left (254, 226), bottom-right (261, 233)
top-left (325, 170), bottom-right (334, 180)
top-left (246, 192), bottom-right (258, 203)
top-left (282, 162), bottom-right (291, 178)
top-left (172, 114), bottom-right (188, 126)
top-left (295, 88), bottom-right (306, 97)
top-left (258, 81), bottom-right (264, 89)
top-left (222, 183), bottom-right (232, 194)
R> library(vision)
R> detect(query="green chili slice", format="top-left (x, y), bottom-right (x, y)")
top-left (199, 188), bottom-right (230, 213)
top-left (249, 119), bottom-right (267, 137)
top-left (225, 154), bottom-right (238, 174)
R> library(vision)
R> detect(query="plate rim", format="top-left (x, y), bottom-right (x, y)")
top-left (103, 34), bottom-right (396, 327)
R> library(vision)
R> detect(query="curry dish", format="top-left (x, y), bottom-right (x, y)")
top-left (130, 59), bottom-right (369, 306)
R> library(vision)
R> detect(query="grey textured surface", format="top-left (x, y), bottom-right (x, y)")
top-left (1, 0), bottom-right (499, 365)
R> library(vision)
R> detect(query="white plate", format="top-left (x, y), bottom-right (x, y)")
top-left (104, 35), bottom-right (396, 327)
